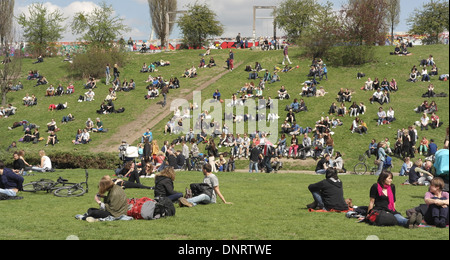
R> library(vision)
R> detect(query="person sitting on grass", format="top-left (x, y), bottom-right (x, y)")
top-left (45, 131), bottom-right (58, 146)
top-left (423, 177), bottom-right (449, 228)
top-left (31, 150), bottom-right (52, 173)
top-left (368, 171), bottom-right (410, 228)
top-left (75, 175), bottom-right (128, 222)
top-left (0, 160), bottom-right (24, 199)
top-left (178, 164), bottom-right (232, 207)
top-left (154, 167), bottom-right (183, 202)
top-left (92, 118), bottom-right (105, 133)
top-left (307, 168), bottom-right (349, 211)
top-left (315, 153), bottom-right (331, 174)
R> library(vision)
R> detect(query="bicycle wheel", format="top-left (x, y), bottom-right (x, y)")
top-left (22, 180), bottom-right (55, 192)
top-left (353, 163), bottom-right (367, 175)
top-left (53, 185), bottom-right (86, 197)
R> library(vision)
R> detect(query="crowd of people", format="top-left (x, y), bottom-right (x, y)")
top-left (2, 38), bottom-right (448, 228)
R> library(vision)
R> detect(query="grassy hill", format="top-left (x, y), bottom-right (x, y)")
top-left (1, 45), bottom-right (449, 241)
top-left (1, 44), bottom-right (449, 172)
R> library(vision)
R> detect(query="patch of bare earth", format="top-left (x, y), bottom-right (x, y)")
top-left (91, 62), bottom-right (243, 153)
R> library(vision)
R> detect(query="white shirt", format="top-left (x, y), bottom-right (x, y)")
top-left (387, 110), bottom-right (395, 118)
top-left (42, 156), bottom-right (52, 170)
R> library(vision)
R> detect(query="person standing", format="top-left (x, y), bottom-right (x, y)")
top-left (105, 64), bottom-right (111, 85)
top-left (375, 142), bottom-right (387, 176)
top-left (205, 139), bottom-right (218, 173)
top-left (161, 84), bottom-right (169, 107)
top-left (229, 50), bottom-right (234, 71)
top-left (282, 45), bottom-right (292, 65)
top-left (235, 33), bottom-right (241, 48)
top-left (249, 143), bottom-right (262, 173)
top-left (113, 64), bottom-right (120, 82)
top-left (262, 142), bottom-right (275, 173)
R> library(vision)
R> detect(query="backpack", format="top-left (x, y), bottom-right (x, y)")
top-left (190, 183), bottom-right (214, 198)
top-left (154, 197), bottom-right (176, 218)
top-left (365, 209), bottom-right (398, 226)
top-left (127, 197), bottom-right (158, 220)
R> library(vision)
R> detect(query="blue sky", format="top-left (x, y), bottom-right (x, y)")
top-left (14, 0), bottom-right (432, 41)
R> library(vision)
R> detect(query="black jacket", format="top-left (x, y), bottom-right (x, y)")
top-left (308, 178), bottom-right (348, 211)
top-left (154, 176), bottom-right (178, 197)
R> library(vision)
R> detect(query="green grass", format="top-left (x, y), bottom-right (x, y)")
top-left (1, 45), bottom-right (448, 240)
top-left (1, 169), bottom-right (448, 240)
top-left (1, 45), bottom-right (448, 172)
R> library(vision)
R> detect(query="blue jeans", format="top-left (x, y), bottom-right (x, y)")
top-left (394, 214), bottom-right (409, 227)
top-left (167, 193), bottom-right (183, 202)
top-left (375, 161), bottom-right (384, 175)
top-left (315, 169), bottom-right (327, 174)
top-left (0, 189), bottom-right (17, 197)
top-left (399, 163), bottom-right (408, 176)
top-left (187, 194), bottom-right (212, 206)
top-left (249, 161), bottom-right (259, 172)
top-left (311, 191), bottom-right (325, 209)
top-left (31, 166), bottom-right (49, 172)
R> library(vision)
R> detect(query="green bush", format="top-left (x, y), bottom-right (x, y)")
top-left (326, 45), bottom-right (375, 66)
top-left (69, 45), bottom-right (128, 79)
top-left (0, 150), bottom-right (120, 170)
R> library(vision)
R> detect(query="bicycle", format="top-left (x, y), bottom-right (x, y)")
top-left (353, 155), bottom-right (393, 175)
top-left (191, 155), bottom-right (206, 172)
top-left (22, 170), bottom-right (89, 197)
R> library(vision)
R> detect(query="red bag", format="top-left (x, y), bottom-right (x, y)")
top-left (127, 197), bottom-right (155, 220)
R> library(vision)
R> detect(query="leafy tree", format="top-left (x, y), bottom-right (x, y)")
top-left (275, 0), bottom-right (323, 42)
top-left (299, 1), bottom-right (340, 59)
top-left (71, 1), bottom-right (131, 47)
top-left (16, 3), bottom-right (66, 56)
top-left (178, 3), bottom-right (224, 49)
top-left (408, 0), bottom-right (449, 45)
top-left (342, 0), bottom-right (388, 46)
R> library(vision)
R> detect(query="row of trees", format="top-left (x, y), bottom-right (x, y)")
top-left (275, 0), bottom-right (449, 65)
top-left (15, 1), bottom-right (131, 56)
top-left (0, 0), bottom-right (223, 105)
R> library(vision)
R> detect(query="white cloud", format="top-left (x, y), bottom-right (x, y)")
top-left (15, 1), bottom-right (100, 41)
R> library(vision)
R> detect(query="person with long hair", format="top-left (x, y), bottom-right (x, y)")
top-left (76, 175), bottom-right (128, 222)
top-left (368, 171), bottom-right (409, 227)
top-left (154, 167), bottom-right (182, 202)
top-left (205, 139), bottom-right (218, 173)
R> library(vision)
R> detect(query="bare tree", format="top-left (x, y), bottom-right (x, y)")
top-left (0, 0), bottom-right (15, 49)
top-left (0, 30), bottom-right (22, 107)
top-left (385, 0), bottom-right (400, 45)
top-left (148, 0), bottom-right (177, 47)
top-left (342, 0), bottom-right (388, 45)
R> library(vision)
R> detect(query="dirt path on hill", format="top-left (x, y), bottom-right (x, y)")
top-left (91, 62), bottom-right (243, 153)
